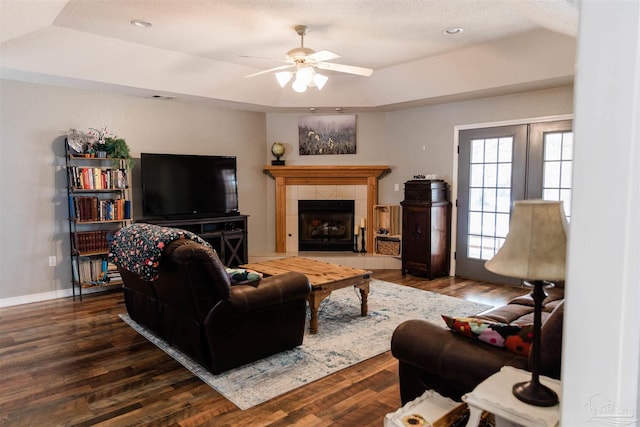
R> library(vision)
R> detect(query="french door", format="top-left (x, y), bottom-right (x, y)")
top-left (456, 120), bottom-right (573, 284)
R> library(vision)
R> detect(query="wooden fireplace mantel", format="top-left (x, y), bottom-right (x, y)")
top-left (264, 165), bottom-right (390, 253)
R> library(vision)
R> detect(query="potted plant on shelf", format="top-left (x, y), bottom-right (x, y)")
top-left (104, 137), bottom-right (134, 170)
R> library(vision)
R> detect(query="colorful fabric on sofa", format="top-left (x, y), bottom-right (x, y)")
top-left (441, 315), bottom-right (534, 357)
top-left (109, 223), bottom-right (211, 282)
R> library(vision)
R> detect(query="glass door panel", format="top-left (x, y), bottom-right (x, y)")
top-left (456, 125), bottom-right (527, 284)
top-left (456, 120), bottom-right (573, 284)
top-left (529, 121), bottom-right (574, 220)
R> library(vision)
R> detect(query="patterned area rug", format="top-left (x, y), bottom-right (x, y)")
top-left (119, 279), bottom-right (491, 410)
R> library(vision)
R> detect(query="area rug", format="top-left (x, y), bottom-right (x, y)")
top-left (119, 279), bottom-right (491, 410)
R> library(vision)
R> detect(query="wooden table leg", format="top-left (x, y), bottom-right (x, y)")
top-left (307, 290), bottom-right (331, 334)
top-left (356, 281), bottom-right (370, 316)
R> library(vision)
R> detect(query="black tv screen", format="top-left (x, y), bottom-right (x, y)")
top-left (141, 153), bottom-right (239, 218)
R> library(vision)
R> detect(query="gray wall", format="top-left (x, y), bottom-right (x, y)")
top-left (0, 80), bottom-right (266, 302)
top-left (0, 79), bottom-right (573, 304)
top-left (265, 86), bottom-right (574, 252)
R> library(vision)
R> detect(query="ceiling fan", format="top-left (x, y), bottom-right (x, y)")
top-left (243, 25), bottom-right (373, 92)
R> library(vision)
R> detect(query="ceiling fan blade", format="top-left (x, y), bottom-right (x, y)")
top-left (307, 50), bottom-right (340, 63)
top-left (245, 64), bottom-right (294, 78)
top-left (315, 62), bottom-right (374, 77)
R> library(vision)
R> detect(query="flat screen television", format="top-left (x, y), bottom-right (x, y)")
top-left (141, 153), bottom-right (239, 218)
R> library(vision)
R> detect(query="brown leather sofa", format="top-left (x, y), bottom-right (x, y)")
top-left (391, 286), bottom-right (564, 403)
top-left (117, 238), bottom-right (311, 374)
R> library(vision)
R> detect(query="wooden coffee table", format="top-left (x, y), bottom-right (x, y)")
top-left (241, 257), bottom-right (372, 334)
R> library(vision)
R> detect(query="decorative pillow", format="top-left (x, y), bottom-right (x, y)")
top-left (225, 268), bottom-right (263, 285)
top-left (441, 315), bottom-right (533, 357)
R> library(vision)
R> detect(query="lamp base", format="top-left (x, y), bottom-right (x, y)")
top-left (513, 380), bottom-right (559, 407)
top-left (271, 159), bottom-right (285, 166)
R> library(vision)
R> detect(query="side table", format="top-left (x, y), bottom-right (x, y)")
top-left (462, 366), bottom-right (561, 427)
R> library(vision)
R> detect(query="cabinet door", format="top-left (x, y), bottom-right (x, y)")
top-left (402, 205), bottom-right (430, 270)
top-left (222, 231), bottom-right (247, 267)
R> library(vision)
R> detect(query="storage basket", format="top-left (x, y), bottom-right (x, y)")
top-left (376, 237), bottom-right (401, 256)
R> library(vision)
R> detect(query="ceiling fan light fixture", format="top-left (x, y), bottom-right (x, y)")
top-left (292, 79), bottom-right (308, 93)
top-left (296, 67), bottom-right (314, 86)
top-left (313, 73), bottom-right (328, 90)
top-left (275, 71), bottom-right (293, 87)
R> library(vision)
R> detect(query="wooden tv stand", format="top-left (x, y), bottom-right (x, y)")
top-left (140, 215), bottom-right (248, 266)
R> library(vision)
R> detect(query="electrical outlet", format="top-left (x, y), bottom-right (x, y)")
top-left (394, 183), bottom-right (399, 191)
top-left (49, 256), bottom-right (56, 267)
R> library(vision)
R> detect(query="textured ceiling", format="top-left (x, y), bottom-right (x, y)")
top-left (0, 0), bottom-right (579, 112)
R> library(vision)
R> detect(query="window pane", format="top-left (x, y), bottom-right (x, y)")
top-left (470, 188), bottom-right (483, 210)
top-left (543, 188), bottom-right (560, 200)
top-left (561, 161), bottom-right (572, 188)
top-left (482, 213), bottom-right (496, 236)
top-left (497, 163), bottom-right (511, 187)
top-left (496, 188), bottom-right (511, 213)
top-left (560, 189), bottom-right (572, 218)
top-left (498, 137), bottom-right (513, 162)
top-left (468, 235), bottom-right (481, 258)
top-left (483, 163), bottom-right (497, 188)
top-left (485, 139), bottom-right (498, 163)
top-left (545, 133), bottom-right (562, 160)
top-left (496, 213), bottom-right (510, 237)
top-left (483, 188), bottom-right (497, 211)
top-left (471, 140), bottom-right (484, 163)
top-left (470, 164), bottom-right (484, 187)
top-left (562, 133), bottom-right (574, 160)
top-left (481, 237), bottom-right (496, 260)
top-left (469, 212), bottom-right (482, 234)
top-left (544, 162), bottom-right (561, 187)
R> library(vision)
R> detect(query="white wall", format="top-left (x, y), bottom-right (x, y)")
top-left (562, 0), bottom-right (640, 423)
top-left (0, 80), bottom-right (266, 303)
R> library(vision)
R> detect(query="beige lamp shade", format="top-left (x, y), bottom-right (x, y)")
top-left (485, 200), bottom-right (568, 280)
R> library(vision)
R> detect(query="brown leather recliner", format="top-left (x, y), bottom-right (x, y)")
top-left (118, 238), bottom-right (311, 374)
top-left (391, 287), bottom-right (564, 403)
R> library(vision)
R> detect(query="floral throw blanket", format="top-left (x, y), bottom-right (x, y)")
top-left (109, 223), bottom-right (210, 281)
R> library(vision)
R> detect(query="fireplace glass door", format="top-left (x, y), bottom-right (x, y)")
top-left (298, 200), bottom-right (355, 251)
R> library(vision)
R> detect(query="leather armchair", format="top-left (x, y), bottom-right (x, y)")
top-left (119, 238), bottom-right (311, 374)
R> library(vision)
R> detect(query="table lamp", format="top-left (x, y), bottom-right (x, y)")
top-left (485, 200), bottom-right (567, 407)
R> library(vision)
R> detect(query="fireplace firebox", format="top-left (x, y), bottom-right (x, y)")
top-left (298, 200), bottom-right (355, 251)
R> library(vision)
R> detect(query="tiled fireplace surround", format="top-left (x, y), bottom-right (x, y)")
top-left (257, 165), bottom-right (401, 270)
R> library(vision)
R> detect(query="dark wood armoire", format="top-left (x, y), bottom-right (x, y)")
top-left (401, 180), bottom-right (452, 278)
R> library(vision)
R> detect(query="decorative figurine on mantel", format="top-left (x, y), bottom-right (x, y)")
top-left (271, 142), bottom-right (286, 165)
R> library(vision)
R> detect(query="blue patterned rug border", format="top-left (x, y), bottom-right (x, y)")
top-left (119, 279), bottom-right (491, 410)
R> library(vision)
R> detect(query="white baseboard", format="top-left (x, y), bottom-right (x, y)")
top-left (0, 286), bottom-right (109, 308)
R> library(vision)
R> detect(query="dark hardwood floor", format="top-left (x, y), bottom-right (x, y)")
top-left (0, 271), bottom-right (528, 426)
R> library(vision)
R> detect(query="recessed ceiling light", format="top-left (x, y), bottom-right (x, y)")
top-left (131, 19), bottom-right (152, 28)
top-left (443, 27), bottom-right (463, 35)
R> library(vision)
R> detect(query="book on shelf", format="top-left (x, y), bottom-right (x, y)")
top-left (68, 167), bottom-right (128, 191)
top-left (71, 196), bottom-right (131, 222)
top-left (75, 257), bottom-right (118, 284)
top-left (73, 230), bottom-right (115, 253)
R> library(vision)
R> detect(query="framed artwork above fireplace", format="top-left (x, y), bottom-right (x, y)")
top-left (298, 114), bottom-right (356, 155)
